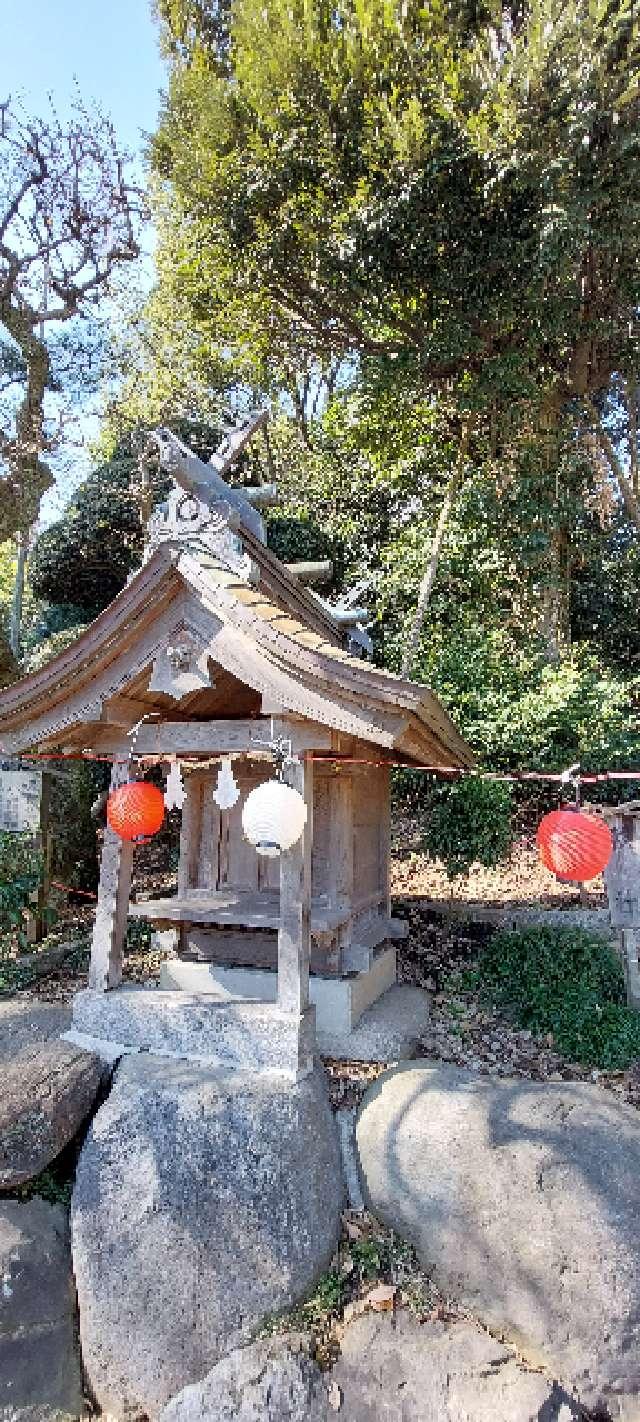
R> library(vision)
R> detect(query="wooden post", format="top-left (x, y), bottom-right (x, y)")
top-left (178, 773), bottom-right (202, 895)
top-left (604, 807), bottom-right (640, 1011)
top-left (379, 765), bottom-right (391, 919)
top-left (33, 771), bottom-right (53, 943)
top-left (88, 761), bottom-right (134, 992)
top-left (330, 767), bottom-right (354, 972)
top-left (277, 755), bottom-right (313, 1015)
top-left (621, 929), bottom-right (640, 1011)
top-left (198, 772), bottom-right (218, 890)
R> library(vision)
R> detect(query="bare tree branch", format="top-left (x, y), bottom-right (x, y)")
top-left (0, 96), bottom-right (144, 544)
top-left (586, 399), bottom-right (640, 534)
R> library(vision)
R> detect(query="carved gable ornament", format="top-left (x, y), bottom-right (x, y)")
top-left (149, 631), bottom-right (214, 700)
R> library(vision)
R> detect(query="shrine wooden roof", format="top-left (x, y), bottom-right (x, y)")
top-left (0, 539), bottom-right (473, 767)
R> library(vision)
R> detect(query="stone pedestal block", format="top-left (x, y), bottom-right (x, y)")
top-left (159, 943), bottom-right (397, 1034)
top-left (68, 986), bottom-right (315, 1080)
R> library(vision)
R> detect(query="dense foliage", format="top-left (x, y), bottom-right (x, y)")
top-left (476, 926), bottom-right (640, 1069)
top-left (150, 0), bottom-right (640, 667)
top-left (28, 440), bottom-right (171, 617)
top-left (421, 778), bottom-right (513, 880)
top-left (0, 834), bottom-right (43, 948)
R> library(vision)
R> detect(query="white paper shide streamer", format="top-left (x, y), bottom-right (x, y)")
top-left (213, 755), bottom-right (240, 809)
top-left (164, 760), bottom-right (186, 811)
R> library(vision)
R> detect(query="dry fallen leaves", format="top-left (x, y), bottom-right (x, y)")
top-left (366, 1284), bottom-right (396, 1312)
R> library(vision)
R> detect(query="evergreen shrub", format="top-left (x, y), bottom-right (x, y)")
top-left (476, 925), bottom-right (640, 1070)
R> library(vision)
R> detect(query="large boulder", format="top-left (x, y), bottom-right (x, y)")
top-left (158, 1311), bottom-right (580, 1422)
top-left (158, 1335), bottom-right (327, 1422)
top-left (0, 1198), bottom-right (84, 1421)
top-left (330, 1311), bottom-right (580, 1421)
top-left (356, 1062), bottom-right (640, 1419)
top-left (71, 1055), bottom-right (343, 1419)
top-left (0, 999), bottom-right (71, 1064)
top-left (0, 1036), bottom-right (105, 1188)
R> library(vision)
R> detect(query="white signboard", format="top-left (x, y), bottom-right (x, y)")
top-left (0, 770), bottom-right (42, 834)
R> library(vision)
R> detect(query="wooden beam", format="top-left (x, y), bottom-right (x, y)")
top-left (285, 560), bottom-right (333, 586)
top-left (90, 717), bottom-right (333, 758)
top-left (244, 483), bottom-right (278, 508)
top-left (100, 695), bottom-right (154, 727)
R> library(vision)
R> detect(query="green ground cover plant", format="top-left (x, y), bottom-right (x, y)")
top-left (475, 926), bottom-right (640, 1071)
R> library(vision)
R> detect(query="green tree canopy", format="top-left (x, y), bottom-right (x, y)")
top-left (148, 0), bottom-right (640, 672)
top-left (153, 0), bottom-right (640, 409)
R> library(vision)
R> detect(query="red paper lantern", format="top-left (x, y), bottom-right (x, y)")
top-left (537, 809), bottom-right (613, 882)
top-left (106, 781), bottom-right (165, 842)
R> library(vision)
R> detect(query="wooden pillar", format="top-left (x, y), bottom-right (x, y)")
top-left (27, 770), bottom-right (53, 945)
top-left (621, 929), bottom-right (640, 1011)
top-left (379, 765), bottom-right (391, 918)
top-left (88, 761), bottom-right (134, 992)
top-left (330, 767), bottom-right (354, 972)
top-left (177, 770), bottom-right (220, 893)
top-left (604, 809), bottom-right (640, 1011)
top-left (198, 773), bottom-right (218, 889)
top-left (277, 755), bottom-right (313, 1015)
top-left (177, 772), bottom-right (202, 895)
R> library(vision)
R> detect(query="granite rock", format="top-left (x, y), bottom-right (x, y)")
top-left (356, 1061), bottom-right (640, 1419)
top-left (71, 1055), bottom-right (343, 1419)
top-left (158, 1311), bottom-right (582, 1422)
top-left (0, 1037), bottom-right (104, 1188)
top-left (0, 999), bottom-right (71, 1065)
top-left (0, 1198), bottom-right (84, 1421)
top-left (330, 1310), bottom-right (581, 1421)
top-left (158, 1335), bottom-right (327, 1422)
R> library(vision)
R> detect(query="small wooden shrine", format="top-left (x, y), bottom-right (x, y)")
top-left (0, 414), bottom-right (472, 1077)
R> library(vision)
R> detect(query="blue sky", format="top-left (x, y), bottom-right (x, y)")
top-left (1, 0), bottom-right (166, 156)
top-left (1, 0), bottom-right (167, 523)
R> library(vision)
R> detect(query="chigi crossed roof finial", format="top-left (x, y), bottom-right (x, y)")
top-left (138, 409), bottom-right (277, 577)
top-left (137, 407), bottom-right (375, 654)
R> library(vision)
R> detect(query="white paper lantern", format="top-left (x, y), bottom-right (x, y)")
top-left (241, 778), bottom-right (307, 857)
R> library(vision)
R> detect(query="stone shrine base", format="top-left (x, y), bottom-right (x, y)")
top-left (66, 987), bottom-right (315, 1081)
top-left (159, 943), bottom-right (397, 1034)
top-left (317, 982), bottom-right (430, 1061)
top-left (157, 946), bottom-right (430, 1061)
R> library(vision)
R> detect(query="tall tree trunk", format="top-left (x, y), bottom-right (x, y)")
top-left (536, 394), bottom-right (572, 665)
top-left (9, 531), bottom-right (27, 658)
top-left (540, 525), bottom-right (571, 666)
top-left (625, 380), bottom-right (639, 497)
top-left (0, 301), bottom-right (52, 539)
top-left (401, 416), bottom-right (472, 679)
top-left (588, 401), bottom-right (640, 534)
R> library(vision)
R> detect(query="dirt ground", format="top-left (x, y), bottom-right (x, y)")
top-left (390, 812), bottom-right (606, 908)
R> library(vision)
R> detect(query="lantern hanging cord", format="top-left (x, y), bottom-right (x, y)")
top-left (305, 756), bottom-right (640, 787)
top-left (5, 747), bottom-right (640, 786)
